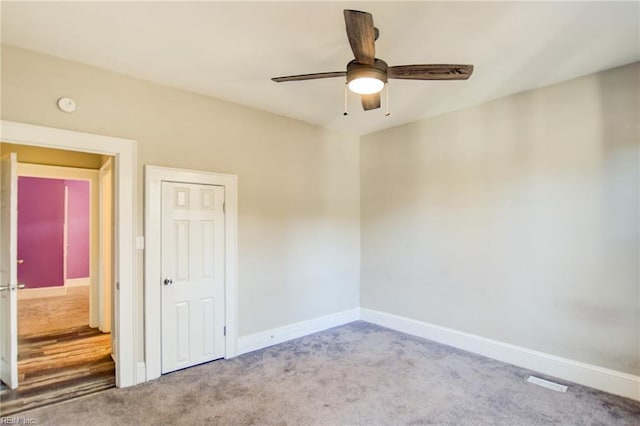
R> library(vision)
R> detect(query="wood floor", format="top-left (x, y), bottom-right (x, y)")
top-left (18, 286), bottom-right (91, 336)
top-left (0, 287), bottom-right (114, 416)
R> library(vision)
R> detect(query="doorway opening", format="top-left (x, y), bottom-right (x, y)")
top-left (1, 120), bottom-right (137, 397)
top-left (0, 144), bottom-right (115, 415)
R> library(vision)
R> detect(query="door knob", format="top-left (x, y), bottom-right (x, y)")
top-left (163, 278), bottom-right (173, 286)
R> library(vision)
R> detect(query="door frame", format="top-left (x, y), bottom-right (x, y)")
top-left (144, 165), bottom-right (238, 381)
top-left (16, 164), bottom-right (100, 325)
top-left (0, 120), bottom-right (138, 387)
top-left (99, 158), bottom-right (114, 334)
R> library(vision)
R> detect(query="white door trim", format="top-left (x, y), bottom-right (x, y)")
top-left (0, 120), bottom-right (137, 387)
top-left (144, 165), bottom-right (238, 381)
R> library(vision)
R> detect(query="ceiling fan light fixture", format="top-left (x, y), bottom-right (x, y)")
top-left (348, 77), bottom-right (385, 95)
top-left (346, 60), bottom-right (388, 95)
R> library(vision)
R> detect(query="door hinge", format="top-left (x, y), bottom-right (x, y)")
top-left (223, 202), bottom-right (226, 213)
top-left (224, 326), bottom-right (227, 336)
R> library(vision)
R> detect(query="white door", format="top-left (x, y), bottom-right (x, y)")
top-left (161, 181), bottom-right (225, 374)
top-left (0, 153), bottom-right (19, 388)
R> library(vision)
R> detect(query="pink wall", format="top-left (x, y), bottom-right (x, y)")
top-left (18, 177), bottom-right (65, 288)
top-left (17, 177), bottom-right (90, 288)
top-left (65, 179), bottom-right (90, 279)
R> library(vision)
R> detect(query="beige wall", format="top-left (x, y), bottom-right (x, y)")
top-left (4, 43), bottom-right (637, 377)
top-left (361, 62), bottom-right (640, 375)
top-left (1, 46), bottom-right (361, 344)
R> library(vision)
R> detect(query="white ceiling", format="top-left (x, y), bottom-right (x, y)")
top-left (2, 1), bottom-right (639, 136)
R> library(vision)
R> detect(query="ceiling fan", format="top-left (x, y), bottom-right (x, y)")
top-left (272, 10), bottom-right (474, 112)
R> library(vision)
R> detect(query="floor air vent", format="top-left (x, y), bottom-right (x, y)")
top-left (526, 375), bottom-right (568, 392)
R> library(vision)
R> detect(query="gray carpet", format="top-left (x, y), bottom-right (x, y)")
top-left (13, 321), bottom-right (640, 425)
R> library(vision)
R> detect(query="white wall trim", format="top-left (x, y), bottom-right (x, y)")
top-left (238, 308), bottom-right (360, 355)
top-left (360, 308), bottom-right (640, 401)
top-left (1, 120), bottom-right (138, 388)
top-left (144, 165), bottom-right (238, 382)
top-left (65, 278), bottom-right (90, 287)
top-left (17, 286), bottom-right (67, 300)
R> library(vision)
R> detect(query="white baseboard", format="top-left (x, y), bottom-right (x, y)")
top-left (18, 286), bottom-right (67, 299)
top-left (360, 308), bottom-right (640, 401)
top-left (237, 308), bottom-right (360, 356)
top-left (65, 277), bottom-right (90, 287)
top-left (136, 362), bottom-right (146, 385)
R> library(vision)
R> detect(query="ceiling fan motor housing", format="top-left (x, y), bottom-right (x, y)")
top-left (346, 59), bottom-right (388, 84)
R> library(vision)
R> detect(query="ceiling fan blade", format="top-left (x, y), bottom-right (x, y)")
top-left (388, 64), bottom-right (474, 80)
top-left (361, 93), bottom-right (381, 111)
top-left (344, 10), bottom-right (376, 65)
top-left (272, 71), bottom-right (346, 82)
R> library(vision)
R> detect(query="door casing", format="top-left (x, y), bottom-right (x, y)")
top-left (144, 165), bottom-right (238, 381)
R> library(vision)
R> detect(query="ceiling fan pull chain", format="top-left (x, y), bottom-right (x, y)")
top-left (385, 82), bottom-right (390, 116)
top-left (343, 82), bottom-right (349, 116)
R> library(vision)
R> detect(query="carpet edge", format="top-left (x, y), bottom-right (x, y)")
top-left (360, 307), bottom-right (640, 401)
